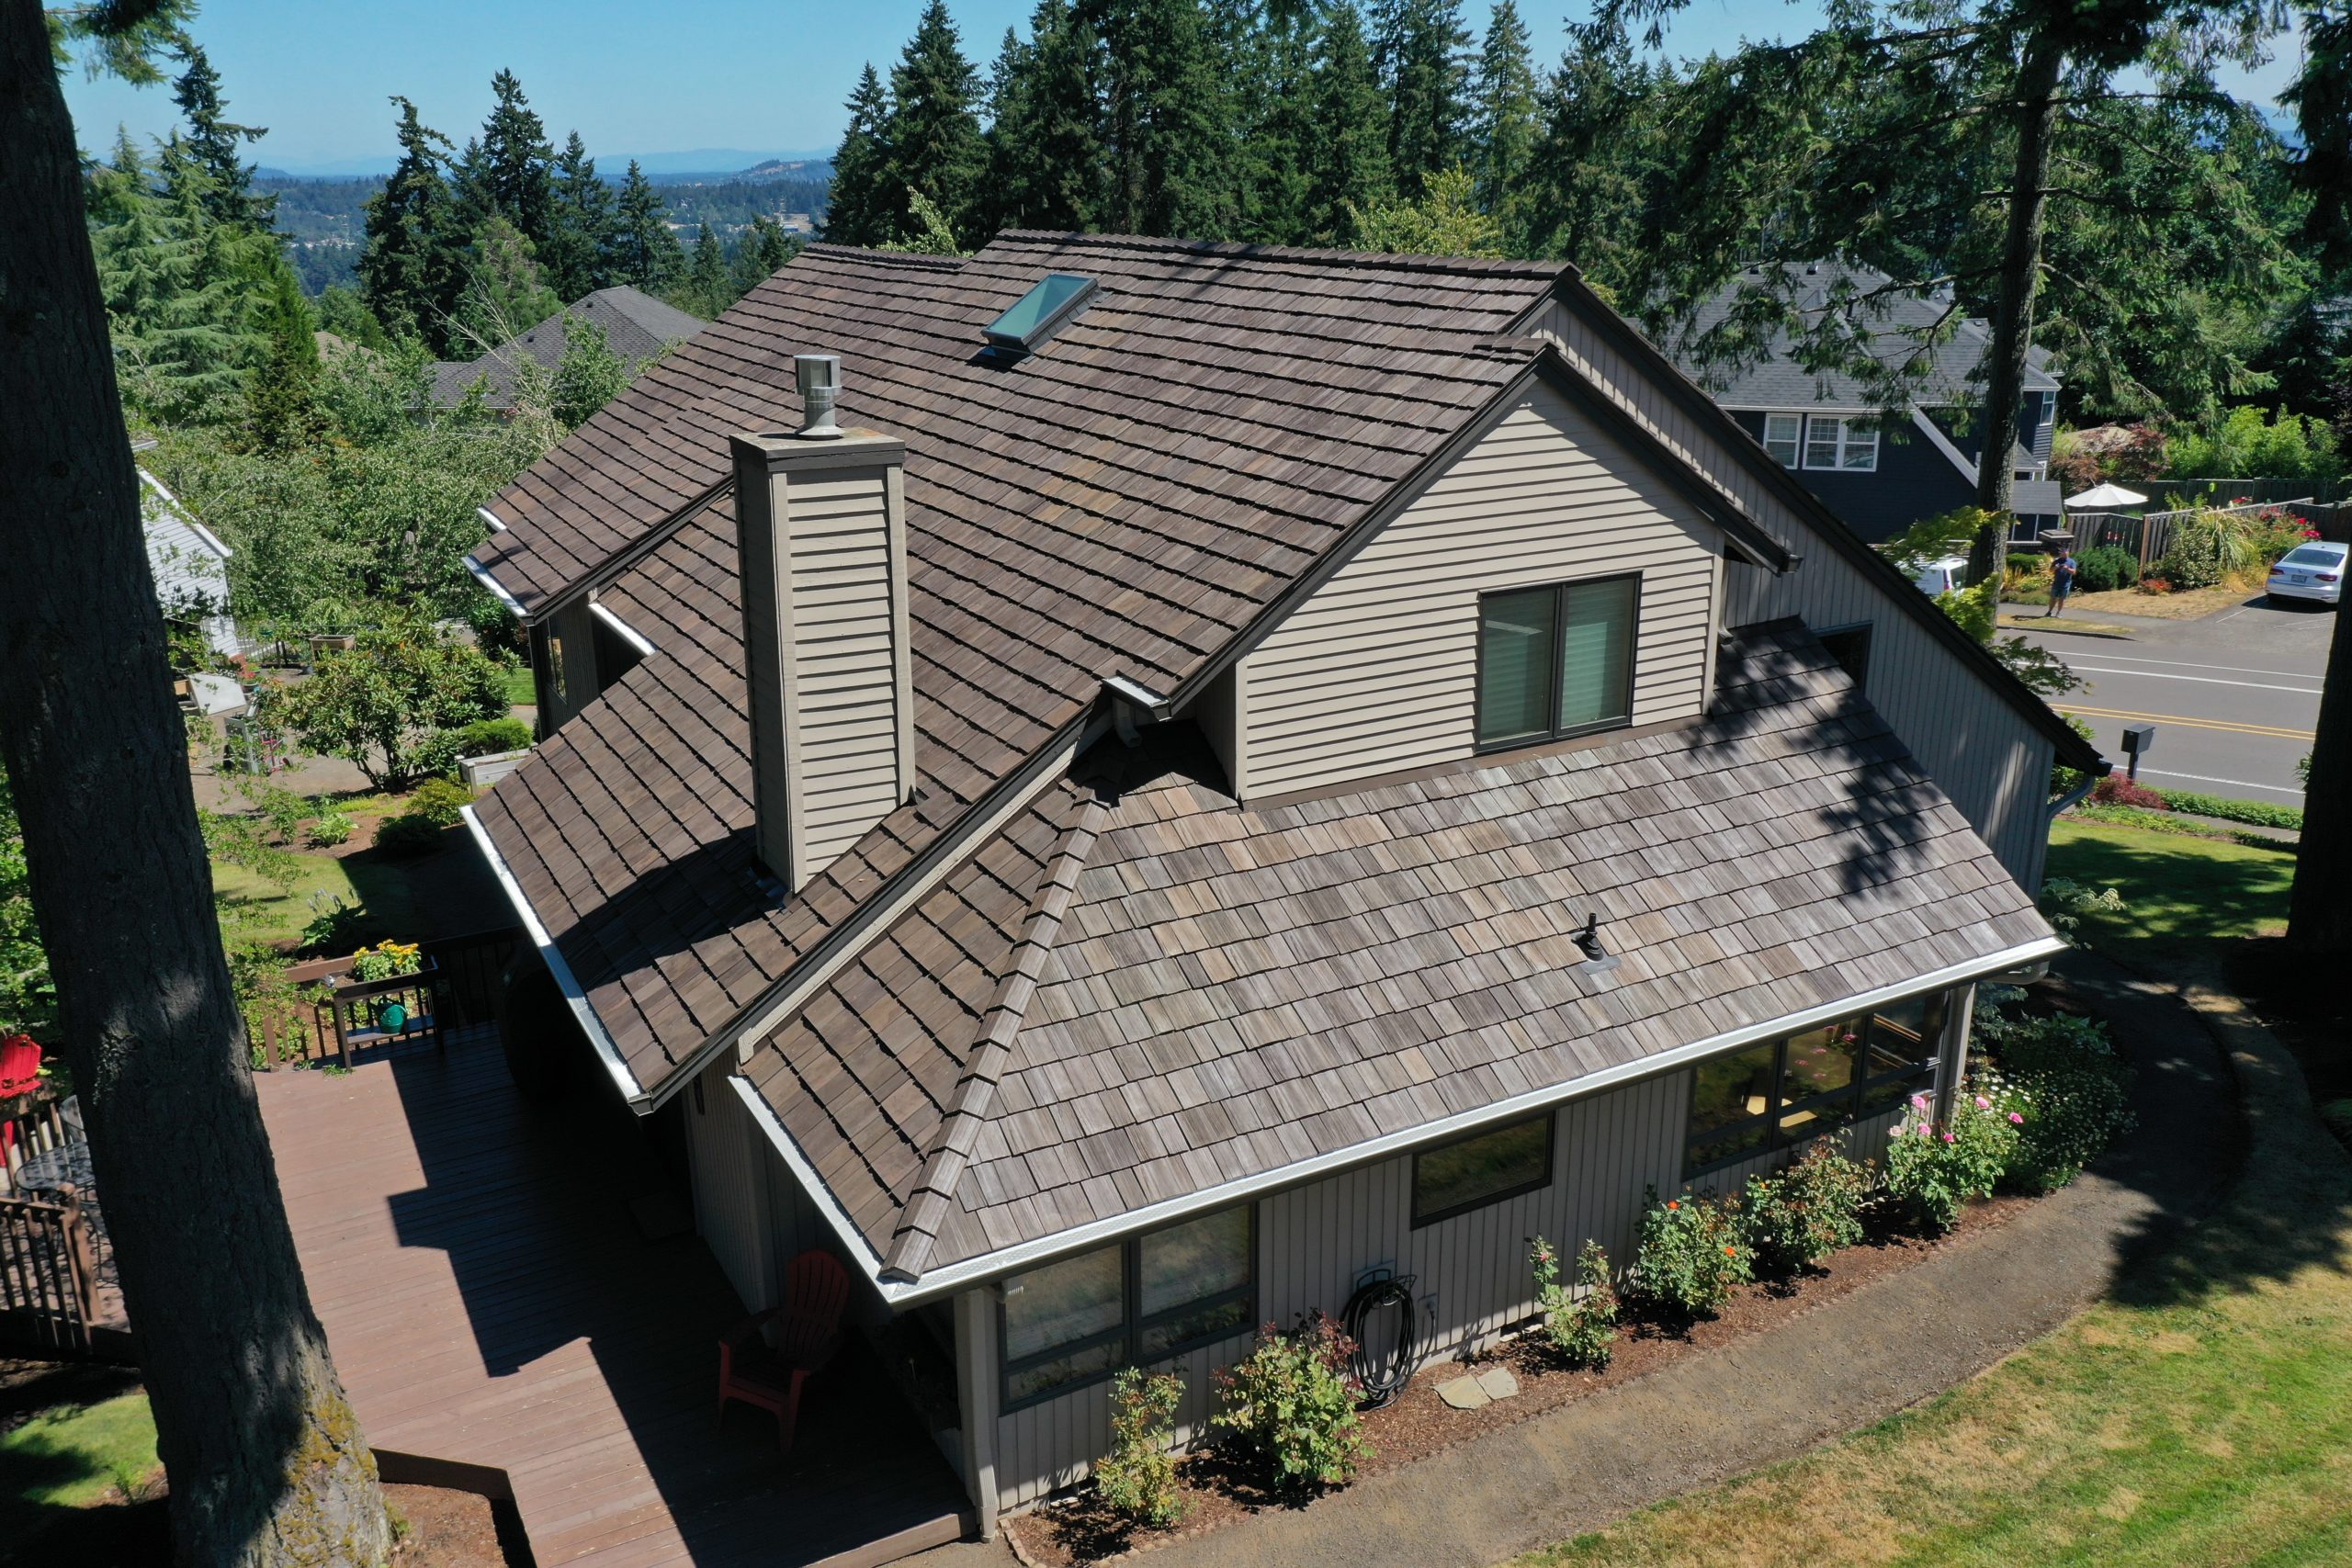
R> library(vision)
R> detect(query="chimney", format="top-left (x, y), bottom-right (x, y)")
top-left (730, 355), bottom-right (914, 892)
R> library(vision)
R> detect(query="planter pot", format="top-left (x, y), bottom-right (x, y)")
top-left (308, 633), bottom-right (357, 654)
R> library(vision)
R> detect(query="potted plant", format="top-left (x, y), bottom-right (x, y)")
top-left (303, 598), bottom-right (360, 656)
top-left (324, 941), bottom-right (438, 1060)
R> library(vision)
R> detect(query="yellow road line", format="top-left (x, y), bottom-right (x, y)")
top-left (2060, 705), bottom-right (2314, 742)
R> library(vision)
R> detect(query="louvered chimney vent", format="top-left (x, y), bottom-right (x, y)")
top-left (796, 354), bottom-right (842, 439)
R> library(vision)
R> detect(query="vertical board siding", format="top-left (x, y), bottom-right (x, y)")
top-left (785, 469), bottom-right (907, 865)
top-left (1519, 299), bottom-right (2058, 889)
top-left (686, 1062), bottom-right (770, 1311)
top-left (995, 1331), bottom-right (1253, 1511)
top-left (1237, 381), bottom-right (1725, 800)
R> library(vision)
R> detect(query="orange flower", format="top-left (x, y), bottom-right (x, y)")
top-left (1722, 1245), bottom-right (1736, 1257)
top-left (1666, 1200), bottom-right (1679, 1211)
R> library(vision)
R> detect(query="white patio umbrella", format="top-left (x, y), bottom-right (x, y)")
top-left (2064, 481), bottom-right (2148, 510)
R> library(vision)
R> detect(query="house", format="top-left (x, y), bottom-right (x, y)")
top-left (1672, 262), bottom-right (2065, 547)
top-left (428, 285), bottom-right (707, 411)
top-left (458, 233), bottom-right (2104, 1537)
top-left (138, 464), bottom-right (236, 657)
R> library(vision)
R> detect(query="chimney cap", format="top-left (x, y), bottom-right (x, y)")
top-left (795, 354), bottom-right (843, 439)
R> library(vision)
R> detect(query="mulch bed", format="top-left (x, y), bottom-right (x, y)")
top-left (1003, 1191), bottom-right (2035, 1568)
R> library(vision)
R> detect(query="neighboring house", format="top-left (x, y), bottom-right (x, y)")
top-left (138, 464), bottom-right (236, 657)
top-left (428, 285), bottom-right (707, 411)
top-left (460, 234), bottom-right (2104, 1533)
top-left (1674, 262), bottom-right (2064, 547)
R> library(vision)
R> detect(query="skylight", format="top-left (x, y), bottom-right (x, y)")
top-left (982, 273), bottom-right (1099, 356)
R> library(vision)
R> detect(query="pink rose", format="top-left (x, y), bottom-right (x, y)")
top-left (1910, 1094), bottom-right (1928, 1111)
top-left (1941, 1132), bottom-right (1955, 1144)
top-left (1917, 1123), bottom-right (1933, 1137)
top-left (1973, 1095), bottom-right (1990, 1111)
top-left (2008, 1111), bottom-right (2024, 1124)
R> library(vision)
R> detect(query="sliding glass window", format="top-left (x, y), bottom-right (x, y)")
top-left (1683, 991), bottom-right (1948, 1179)
top-left (1476, 574), bottom-right (1639, 749)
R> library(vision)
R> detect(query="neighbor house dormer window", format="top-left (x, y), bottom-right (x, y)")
top-left (1804, 415), bottom-right (1878, 471)
top-left (1476, 574), bottom-right (1639, 749)
top-left (1762, 412), bottom-right (1802, 467)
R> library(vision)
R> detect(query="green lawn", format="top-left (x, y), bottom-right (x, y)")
top-left (209, 840), bottom-right (414, 951)
top-left (2046, 817), bottom-right (2293, 941)
top-left (498, 660), bottom-right (536, 710)
top-left (1, 1391), bottom-right (159, 1514)
top-left (1521, 965), bottom-right (2352, 1568)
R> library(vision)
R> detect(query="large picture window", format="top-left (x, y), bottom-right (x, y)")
top-left (1412, 1113), bottom-right (1554, 1225)
top-left (1682, 992), bottom-right (1947, 1179)
top-left (1803, 415), bottom-right (1879, 471)
top-left (1476, 575), bottom-right (1639, 750)
top-left (999, 1204), bottom-right (1254, 1410)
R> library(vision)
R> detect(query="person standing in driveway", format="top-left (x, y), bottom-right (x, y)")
top-left (2047, 547), bottom-right (2078, 616)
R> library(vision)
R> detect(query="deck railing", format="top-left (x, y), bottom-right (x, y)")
top-left (252, 925), bottom-right (524, 1069)
top-left (0, 1184), bottom-right (99, 1354)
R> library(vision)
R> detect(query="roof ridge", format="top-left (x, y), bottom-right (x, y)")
top-left (989, 229), bottom-right (1573, 279)
top-left (801, 243), bottom-right (968, 272)
top-left (882, 788), bottom-right (1105, 1281)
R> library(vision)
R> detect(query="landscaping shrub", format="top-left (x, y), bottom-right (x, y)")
top-left (371, 812), bottom-right (445, 857)
top-left (2072, 544), bottom-right (2139, 594)
top-left (1741, 1140), bottom-right (1871, 1275)
top-left (1093, 1369), bottom-right (1185, 1529)
top-left (2038, 875), bottom-right (2127, 944)
top-left (402, 777), bottom-right (475, 828)
top-left (2089, 773), bottom-right (2165, 809)
top-left (1973, 998), bottom-right (2137, 1193)
top-left (2147, 788), bottom-right (2301, 832)
top-left (1882, 1090), bottom-right (2018, 1234)
top-left (413, 716), bottom-right (534, 780)
top-left (1631, 1188), bottom-right (1752, 1315)
top-left (2152, 510), bottom-right (2256, 591)
top-left (1211, 1314), bottom-right (1370, 1494)
top-left (307, 809), bottom-right (355, 848)
top-left (1531, 1236), bottom-right (1619, 1369)
top-left (298, 891), bottom-right (372, 953)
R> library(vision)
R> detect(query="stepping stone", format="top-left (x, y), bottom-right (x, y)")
top-left (1436, 1373), bottom-right (1491, 1410)
top-left (1476, 1365), bottom-right (1521, 1401)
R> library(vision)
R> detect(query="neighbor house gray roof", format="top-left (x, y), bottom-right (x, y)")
top-left (429, 286), bottom-right (707, 409)
top-left (1671, 261), bottom-right (2059, 412)
top-left (738, 620), bottom-right (2057, 1280)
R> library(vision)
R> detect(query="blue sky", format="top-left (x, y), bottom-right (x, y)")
top-left (61, 1), bottom-right (2306, 173)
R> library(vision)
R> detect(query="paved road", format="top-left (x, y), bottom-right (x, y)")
top-left (2007, 593), bottom-right (2332, 804)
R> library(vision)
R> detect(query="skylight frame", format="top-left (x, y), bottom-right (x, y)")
top-left (982, 273), bottom-right (1101, 357)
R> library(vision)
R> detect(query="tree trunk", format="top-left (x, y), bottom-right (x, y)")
top-left (1967, 31), bottom-right (2065, 587)
top-left (0, 7), bottom-right (390, 1565)
top-left (2289, 594), bottom-right (2352, 951)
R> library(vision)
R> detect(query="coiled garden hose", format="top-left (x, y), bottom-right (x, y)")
top-left (1340, 1271), bottom-right (1419, 1409)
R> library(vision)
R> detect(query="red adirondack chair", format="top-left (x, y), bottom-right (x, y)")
top-left (718, 1248), bottom-right (852, 1452)
top-left (0, 1035), bottom-right (41, 1161)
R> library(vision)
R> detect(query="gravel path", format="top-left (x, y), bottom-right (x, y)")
top-left (917, 951), bottom-right (2241, 1568)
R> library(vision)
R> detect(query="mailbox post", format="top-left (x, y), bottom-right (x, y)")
top-left (2120, 722), bottom-right (2155, 782)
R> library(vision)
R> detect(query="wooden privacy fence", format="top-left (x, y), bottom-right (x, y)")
top-left (248, 925), bottom-right (523, 1069)
top-left (2072, 497), bottom-right (2316, 571)
top-left (0, 1184), bottom-right (99, 1353)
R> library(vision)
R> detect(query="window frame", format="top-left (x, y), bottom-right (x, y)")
top-left (1761, 412), bottom-right (1803, 467)
top-left (1472, 572), bottom-right (1643, 753)
top-left (1409, 1112), bottom-right (1556, 1228)
top-left (1801, 415), bottom-right (1880, 473)
top-left (1681, 991), bottom-right (1947, 1180)
top-left (996, 1204), bottom-right (1257, 1414)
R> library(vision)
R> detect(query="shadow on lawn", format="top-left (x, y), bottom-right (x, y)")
top-left (0, 1363), bottom-right (165, 1568)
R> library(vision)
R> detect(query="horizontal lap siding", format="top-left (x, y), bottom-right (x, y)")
top-left (1520, 299), bottom-right (2056, 890)
top-left (786, 470), bottom-right (907, 865)
top-left (1238, 382), bottom-right (1724, 800)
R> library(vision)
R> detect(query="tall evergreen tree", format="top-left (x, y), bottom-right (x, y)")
top-left (1230, 0), bottom-right (1320, 243)
top-left (453, 213), bottom-right (561, 351)
top-left (544, 131), bottom-right (619, 299)
top-left (733, 215), bottom-right (797, 295)
top-left (1380, 0), bottom-right (1470, 197)
top-left (246, 254), bottom-right (319, 451)
top-left (1084, 0), bottom-right (1233, 237)
top-left (684, 220), bottom-right (729, 317)
top-left (1308, 1), bottom-right (1392, 241)
top-left (357, 96), bottom-right (464, 349)
top-left (880, 0), bottom-right (985, 243)
top-left (610, 159), bottom-right (684, 292)
top-left (981, 0), bottom-right (1102, 233)
top-left (168, 40), bottom-right (272, 231)
top-left (1466, 0), bottom-right (1534, 218)
top-left (823, 63), bottom-right (896, 245)
top-left (453, 69), bottom-right (558, 255)
top-left (90, 136), bottom-right (254, 423)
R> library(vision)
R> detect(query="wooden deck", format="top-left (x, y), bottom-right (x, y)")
top-left (255, 1027), bottom-right (971, 1567)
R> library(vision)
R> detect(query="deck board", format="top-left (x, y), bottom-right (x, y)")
top-left (256, 1029), bottom-right (969, 1567)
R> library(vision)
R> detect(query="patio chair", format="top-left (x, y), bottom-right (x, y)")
top-left (718, 1248), bottom-right (853, 1452)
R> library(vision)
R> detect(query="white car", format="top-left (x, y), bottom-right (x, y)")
top-left (2267, 541), bottom-right (2347, 605)
top-left (1913, 556), bottom-right (1970, 597)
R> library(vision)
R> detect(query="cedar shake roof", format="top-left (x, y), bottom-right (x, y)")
top-left (740, 622), bottom-right (2059, 1279)
top-left (471, 235), bottom-right (1573, 1097)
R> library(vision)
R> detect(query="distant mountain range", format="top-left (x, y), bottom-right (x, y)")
top-left (257, 147), bottom-right (835, 180)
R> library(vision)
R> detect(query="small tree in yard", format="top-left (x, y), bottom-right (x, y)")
top-left (1211, 1314), bottom-right (1370, 1494)
top-left (1093, 1368), bottom-right (1185, 1529)
top-left (274, 618), bottom-right (509, 787)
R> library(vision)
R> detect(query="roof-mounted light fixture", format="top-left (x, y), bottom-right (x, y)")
top-left (982, 274), bottom-right (1099, 360)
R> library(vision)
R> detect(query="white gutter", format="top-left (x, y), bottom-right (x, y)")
top-left (460, 804), bottom-right (645, 1102)
top-left (477, 505), bottom-right (508, 534)
top-left (1911, 408), bottom-right (1982, 486)
top-left (463, 554), bottom-right (528, 619)
top-left (737, 931), bottom-right (2069, 1308)
top-left (137, 468), bottom-right (233, 559)
top-left (589, 599), bottom-right (656, 659)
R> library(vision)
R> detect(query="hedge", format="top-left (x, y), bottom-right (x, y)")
top-left (2148, 787), bottom-right (2301, 831)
